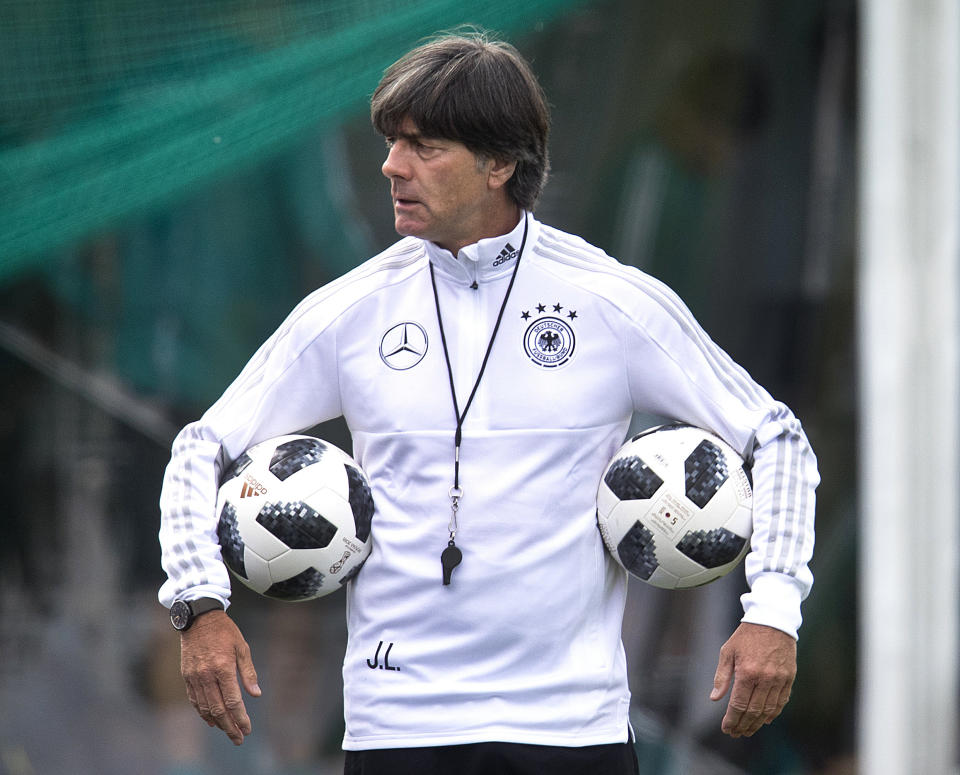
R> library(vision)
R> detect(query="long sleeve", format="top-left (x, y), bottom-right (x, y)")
top-left (157, 284), bottom-right (346, 608)
top-left (619, 269), bottom-right (818, 639)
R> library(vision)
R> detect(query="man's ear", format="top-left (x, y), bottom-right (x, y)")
top-left (486, 157), bottom-right (518, 190)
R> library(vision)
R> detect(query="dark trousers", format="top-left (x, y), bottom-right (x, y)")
top-left (344, 738), bottom-right (640, 775)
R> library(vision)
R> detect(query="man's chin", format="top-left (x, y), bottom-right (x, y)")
top-left (393, 217), bottom-right (427, 240)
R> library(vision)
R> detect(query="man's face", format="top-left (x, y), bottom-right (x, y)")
top-left (381, 118), bottom-right (516, 255)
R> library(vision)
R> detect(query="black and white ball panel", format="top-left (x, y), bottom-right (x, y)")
top-left (345, 465), bottom-right (374, 542)
top-left (684, 439), bottom-right (729, 509)
top-left (256, 500), bottom-right (338, 550)
top-left (265, 567), bottom-right (326, 601)
top-left (616, 520), bottom-right (659, 581)
top-left (604, 456), bottom-right (664, 501)
top-left (675, 527), bottom-right (747, 569)
top-left (269, 437), bottom-right (327, 481)
top-left (217, 502), bottom-right (246, 578)
top-left (215, 435), bottom-right (375, 601)
top-left (220, 452), bottom-right (252, 484)
top-left (596, 423), bottom-right (752, 589)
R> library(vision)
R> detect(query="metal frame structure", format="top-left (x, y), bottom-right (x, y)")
top-left (858, 1), bottom-right (960, 772)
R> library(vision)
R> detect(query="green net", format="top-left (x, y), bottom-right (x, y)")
top-left (0, 0), bottom-right (588, 281)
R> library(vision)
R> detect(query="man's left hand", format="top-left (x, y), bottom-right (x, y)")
top-left (710, 622), bottom-right (797, 738)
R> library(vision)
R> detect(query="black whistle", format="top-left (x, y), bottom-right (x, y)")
top-left (441, 541), bottom-right (462, 585)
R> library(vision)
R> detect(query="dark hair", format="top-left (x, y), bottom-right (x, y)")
top-left (371, 31), bottom-right (551, 210)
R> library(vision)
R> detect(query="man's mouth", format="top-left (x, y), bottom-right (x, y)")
top-left (392, 187), bottom-right (420, 206)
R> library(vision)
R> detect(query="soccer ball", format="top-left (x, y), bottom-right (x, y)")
top-left (596, 423), bottom-right (753, 589)
top-left (216, 435), bottom-right (374, 601)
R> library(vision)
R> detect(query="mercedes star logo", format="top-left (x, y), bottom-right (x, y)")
top-left (380, 322), bottom-right (428, 370)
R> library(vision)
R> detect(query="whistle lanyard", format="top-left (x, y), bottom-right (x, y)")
top-left (428, 214), bottom-right (528, 585)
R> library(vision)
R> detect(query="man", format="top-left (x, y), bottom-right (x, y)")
top-left (159, 32), bottom-right (817, 775)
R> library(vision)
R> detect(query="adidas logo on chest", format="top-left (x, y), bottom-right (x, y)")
top-left (492, 242), bottom-right (519, 267)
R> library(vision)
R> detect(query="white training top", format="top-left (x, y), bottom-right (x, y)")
top-left (158, 213), bottom-right (818, 750)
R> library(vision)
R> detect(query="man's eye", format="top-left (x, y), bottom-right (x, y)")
top-left (384, 137), bottom-right (396, 149)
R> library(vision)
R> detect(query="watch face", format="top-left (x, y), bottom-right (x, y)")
top-left (170, 600), bottom-right (191, 630)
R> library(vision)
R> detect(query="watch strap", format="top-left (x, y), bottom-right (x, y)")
top-left (188, 597), bottom-right (225, 618)
top-left (170, 597), bottom-right (225, 631)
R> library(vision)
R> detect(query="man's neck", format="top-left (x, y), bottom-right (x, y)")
top-left (435, 205), bottom-right (522, 256)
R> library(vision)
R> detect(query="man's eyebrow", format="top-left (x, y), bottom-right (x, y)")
top-left (390, 129), bottom-right (445, 143)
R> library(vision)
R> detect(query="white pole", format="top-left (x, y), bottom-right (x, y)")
top-left (858, 1), bottom-right (960, 774)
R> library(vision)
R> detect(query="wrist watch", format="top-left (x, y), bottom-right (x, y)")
top-left (170, 598), bottom-right (224, 631)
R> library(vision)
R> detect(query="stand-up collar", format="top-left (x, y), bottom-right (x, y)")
top-left (424, 213), bottom-right (534, 286)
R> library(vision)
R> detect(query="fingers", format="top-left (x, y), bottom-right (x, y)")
top-left (190, 680), bottom-right (218, 729)
top-left (721, 677), bottom-right (776, 738)
top-left (236, 639), bottom-right (262, 698)
top-left (718, 660), bottom-right (794, 737)
top-left (212, 673), bottom-right (252, 743)
top-left (184, 681), bottom-right (214, 728)
top-left (219, 669), bottom-right (254, 738)
top-left (710, 648), bottom-right (733, 702)
top-left (711, 623), bottom-right (797, 738)
top-left (184, 664), bottom-right (251, 743)
top-left (180, 612), bottom-right (260, 745)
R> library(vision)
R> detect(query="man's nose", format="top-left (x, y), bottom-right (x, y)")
top-left (382, 142), bottom-right (409, 179)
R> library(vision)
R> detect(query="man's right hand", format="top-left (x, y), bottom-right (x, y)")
top-left (179, 610), bottom-right (261, 745)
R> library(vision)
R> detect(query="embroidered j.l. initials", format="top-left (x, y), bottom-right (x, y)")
top-left (366, 640), bottom-right (400, 671)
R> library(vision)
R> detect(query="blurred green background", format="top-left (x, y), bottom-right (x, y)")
top-left (0, 1), bottom-right (855, 773)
